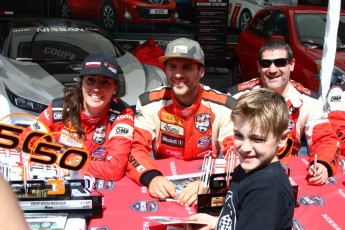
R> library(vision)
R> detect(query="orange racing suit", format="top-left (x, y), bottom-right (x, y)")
top-left (127, 85), bottom-right (236, 186)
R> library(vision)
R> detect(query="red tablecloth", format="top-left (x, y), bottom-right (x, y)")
top-left (89, 155), bottom-right (345, 229)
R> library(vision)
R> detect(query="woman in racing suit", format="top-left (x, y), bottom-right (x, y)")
top-left (21, 54), bottom-right (134, 180)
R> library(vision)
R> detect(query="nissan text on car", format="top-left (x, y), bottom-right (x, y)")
top-left (231, 5), bottom-right (345, 92)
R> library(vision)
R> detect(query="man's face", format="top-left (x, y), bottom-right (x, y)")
top-left (165, 58), bottom-right (204, 105)
top-left (257, 49), bottom-right (295, 95)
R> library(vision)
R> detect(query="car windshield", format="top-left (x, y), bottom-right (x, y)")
top-left (9, 27), bottom-right (121, 61)
top-left (295, 13), bottom-right (345, 50)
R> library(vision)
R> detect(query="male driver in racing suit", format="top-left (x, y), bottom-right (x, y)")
top-left (324, 77), bottom-right (345, 156)
top-left (228, 40), bottom-right (339, 184)
top-left (126, 38), bottom-right (236, 206)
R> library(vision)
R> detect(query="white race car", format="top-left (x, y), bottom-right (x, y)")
top-left (228, 0), bottom-right (297, 31)
top-left (0, 18), bottom-right (167, 126)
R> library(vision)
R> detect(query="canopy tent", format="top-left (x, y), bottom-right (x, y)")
top-left (320, 0), bottom-right (341, 100)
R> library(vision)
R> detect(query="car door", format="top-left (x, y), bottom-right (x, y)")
top-left (68, 0), bottom-right (100, 18)
top-left (238, 9), bottom-right (274, 82)
top-left (266, 10), bottom-right (289, 42)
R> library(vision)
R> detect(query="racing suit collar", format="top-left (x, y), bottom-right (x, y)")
top-left (284, 82), bottom-right (303, 108)
top-left (172, 85), bottom-right (203, 118)
top-left (80, 103), bottom-right (111, 127)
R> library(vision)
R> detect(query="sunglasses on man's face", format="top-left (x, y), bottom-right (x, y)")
top-left (258, 58), bottom-right (291, 68)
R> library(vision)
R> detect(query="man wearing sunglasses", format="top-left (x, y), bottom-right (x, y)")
top-left (228, 39), bottom-right (339, 185)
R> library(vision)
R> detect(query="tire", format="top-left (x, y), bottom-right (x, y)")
top-left (60, 1), bottom-right (70, 18)
top-left (231, 59), bottom-right (241, 86)
top-left (239, 9), bottom-right (251, 32)
top-left (101, 2), bottom-right (117, 31)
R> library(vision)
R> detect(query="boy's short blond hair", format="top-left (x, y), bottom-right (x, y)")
top-left (231, 88), bottom-right (289, 139)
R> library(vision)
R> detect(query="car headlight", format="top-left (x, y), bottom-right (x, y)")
top-left (5, 86), bottom-right (48, 113)
top-left (124, 11), bottom-right (132, 20)
top-left (315, 60), bottom-right (345, 85)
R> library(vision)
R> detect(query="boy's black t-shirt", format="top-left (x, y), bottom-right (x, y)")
top-left (216, 161), bottom-right (295, 230)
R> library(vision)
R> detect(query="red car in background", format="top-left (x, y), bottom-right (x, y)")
top-left (60, 0), bottom-right (177, 31)
top-left (231, 5), bottom-right (345, 92)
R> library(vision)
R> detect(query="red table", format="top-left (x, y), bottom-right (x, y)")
top-left (89, 155), bottom-right (345, 229)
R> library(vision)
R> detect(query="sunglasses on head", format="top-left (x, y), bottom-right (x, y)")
top-left (258, 58), bottom-right (291, 68)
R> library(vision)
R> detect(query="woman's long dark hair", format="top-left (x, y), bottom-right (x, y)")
top-left (62, 79), bottom-right (84, 138)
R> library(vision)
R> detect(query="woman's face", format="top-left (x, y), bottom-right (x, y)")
top-left (81, 75), bottom-right (117, 115)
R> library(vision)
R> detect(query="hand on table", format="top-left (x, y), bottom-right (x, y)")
top-left (307, 162), bottom-right (328, 185)
top-left (178, 180), bottom-right (209, 206)
top-left (184, 213), bottom-right (218, 230)
top-left (148, 176), bottom-right (177, 199)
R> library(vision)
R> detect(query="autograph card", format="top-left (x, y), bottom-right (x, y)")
top-left (165, 173), bottom-right (202, 196)
top-left (144, 216), bottom-right (205, 225)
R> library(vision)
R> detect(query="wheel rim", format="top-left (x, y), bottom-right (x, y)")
top-left (240, 11), bottom-right (251, 31)
top-left (103, 5), bottom-right (115, 29)
top-left (61, 3), bottom-right (70, 18)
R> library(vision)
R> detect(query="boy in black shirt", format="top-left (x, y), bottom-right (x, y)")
top-left (187, 88), bottom-right (295, 230)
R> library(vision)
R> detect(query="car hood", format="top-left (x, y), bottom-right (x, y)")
top-left (1, 51), bottom-right (166, 110)
top-left (0, 56), bottom-right (64, 105)
top-left (305, 47), bottom-right (345, 71)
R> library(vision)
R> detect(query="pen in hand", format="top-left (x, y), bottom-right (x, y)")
top-left (313, 154), bottom-right (317, 174)
top-left (159, 198), bottom-right (178, 202)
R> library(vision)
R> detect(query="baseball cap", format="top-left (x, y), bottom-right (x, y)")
top-left (80, 54), bottom-right (120, 82)
top-left (159, 38), bottom-right (204, 65)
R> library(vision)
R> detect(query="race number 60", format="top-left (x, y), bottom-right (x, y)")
top-left (0, 123), bottom-right (89, 170)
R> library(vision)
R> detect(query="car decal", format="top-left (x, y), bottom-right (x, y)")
top-left (230, 4), bottom-right (241, 28)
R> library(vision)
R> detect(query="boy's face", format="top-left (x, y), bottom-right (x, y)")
top-left (233, 118), bottom-right (288, 173)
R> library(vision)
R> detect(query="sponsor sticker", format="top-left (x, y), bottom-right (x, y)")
top-left (161, 121), bottom-right (184, 136)
top-left (195, 114), bottom-right (211, 133)
top-left (161, 111), bottom-right (182, 125)
top-left (95, 179), bottom-right (115, 190)
top-left (92, 147), bottom-right (106, 157)
top-left (161, 134), bottom-right (184, 147)
top-left (288, 120), bottom-right (294, 131)
top-left (197, 136), bottom-right (211, 149)
top-left (163, 148), bottom-right (183, 158)
top-left (298, 195), bottom-right (324, 206)
top-left (93, 125), bottom-right (106, 145)
top-left (330, 95), bottom-right (342, 102)
top-left (130, 200), bottom-right (158, 213)
top-left (293, 220), bottom-right (305, 230)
